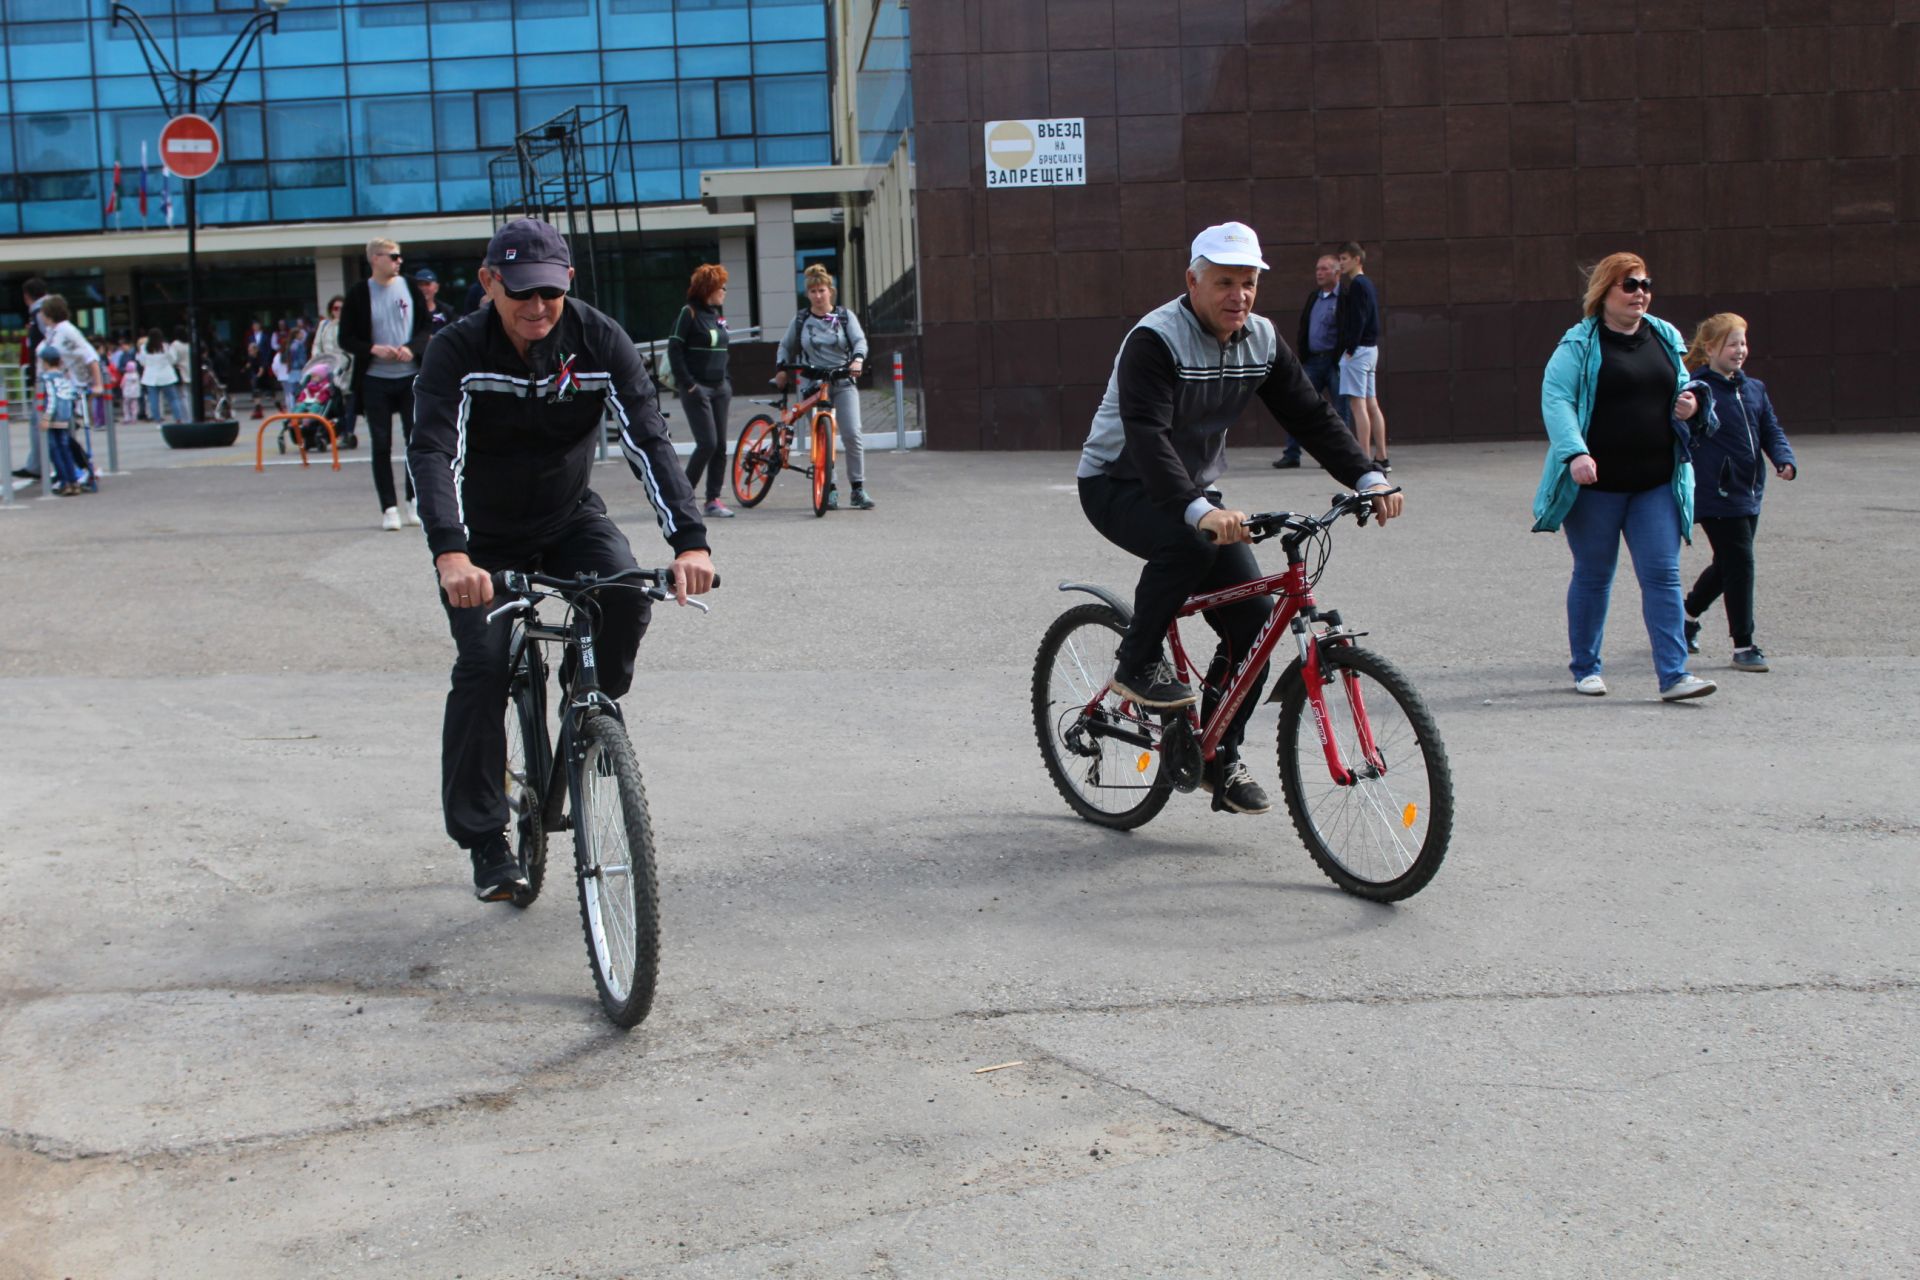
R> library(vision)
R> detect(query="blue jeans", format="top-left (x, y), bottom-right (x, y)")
top-left (1562, 485), bottom-right (1689, 689)
top-left (1284, 351), bottom-right (1351, 462)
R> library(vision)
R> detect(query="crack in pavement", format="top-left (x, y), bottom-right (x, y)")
top-left (3, 974), bottom-right (1909, 1168)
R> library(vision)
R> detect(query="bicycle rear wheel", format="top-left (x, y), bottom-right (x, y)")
top-left (571, 714), bottom-right (661, 1027)
top-left (810, 409), bottom-right (833, 517)
top-left (1275, 645), bottom-right (1452, 902)
top-left (1032, 602), bottom-right (1172, 830)
top-left (503, 630), bottom-right (547, 907)
top-left (731, 414), bottom-right (780, 507)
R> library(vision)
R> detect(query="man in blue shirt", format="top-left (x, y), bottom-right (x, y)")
top-left (1273, 253), bottom-right (1350, 469)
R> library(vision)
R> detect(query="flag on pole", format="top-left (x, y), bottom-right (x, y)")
top-left (139, 141), bottom-right (150, 223)
top-left (163, 167), bottom-right (174, 229)
top-left (104, 160), bottom-right (122, 219)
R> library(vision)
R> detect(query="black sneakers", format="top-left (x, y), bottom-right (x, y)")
top-left (470, 832), bottom-right (528, 903)
top-left (1683, 617), bottom-right (1702, 654)
top-left (1203, 758), bottom-right (1273, 815)
top-left (1110, 663), bottom-right (1197, 709)
top-left (849, 486), bottom-right (876, 509)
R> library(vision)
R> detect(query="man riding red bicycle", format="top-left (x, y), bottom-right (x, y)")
top-left (1075, 222), bottom-right (1403, 816)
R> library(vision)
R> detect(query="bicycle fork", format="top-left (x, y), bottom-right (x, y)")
top-left (1294, 619), bottom-right (1387, 786)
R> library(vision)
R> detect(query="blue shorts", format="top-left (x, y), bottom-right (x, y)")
top-left (1338, 345), bottom-right (1379, 398)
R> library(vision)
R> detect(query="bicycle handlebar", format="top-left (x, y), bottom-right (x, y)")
top-left (1198, 487), bottom-right (1403, 544)
top-left (485, 566), bottom-right (721, 624)
top-left (771, 361), bottom-right (857, 385)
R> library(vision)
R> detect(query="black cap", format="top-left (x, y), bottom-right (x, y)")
top-left (413, 267), bottom-right (438, 283)
top-left (484, 218), bottom-right (572, 292)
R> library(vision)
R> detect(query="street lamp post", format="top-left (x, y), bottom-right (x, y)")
top-left (108, 0), bottom-right (286, 428)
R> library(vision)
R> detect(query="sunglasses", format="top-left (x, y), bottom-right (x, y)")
top-left (1620, 276), bottom-right (1653, 294)
top-left (502, 284), bottom-right (567, 302)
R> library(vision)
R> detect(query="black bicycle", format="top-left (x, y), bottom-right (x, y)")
top-left (487, 565), bottom-right (716, 1028)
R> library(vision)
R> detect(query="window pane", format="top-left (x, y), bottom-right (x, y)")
top-left (608, 81), bottom-right (678, 141)
top-left (518, 85), bottom-right (597, 133)
top-left (757, 132), bottom-right (826, 166)
top-left (674, 0), bottom-right (747, 45)
top-left (264, 67), bottom-right (341, 100)
top-left (602, 49), bottom-right (674, 80)
top-left (345, 3), bottom-right (425, 62)
top-left (625, 140), bottom-right (680, 202)
top-left (512, 0), bottom-right (596, 52)
top-left (353, 96), bottom-right (435, 154)
top-left (519, 53), bottom-right (597, 83)
top-left (476, 89), bottom-right (517, 146)
top-left (677, 79), bottom-right (714, 138)
top-left (435, 95), bottom-right (478, 151)
top-left (15, 110), bottom-right (98, 173)
top-left (354, 154), bottom-right (437, 216)
top-left (259, 7), bottom-right (343, 68)
top-left (599, 0), bottom-right (674, 48)
top-left (678, 42), bottom-right (748, 77)
top-left (349, 62), bottom-right (420, 95)
top-left (430, 0), bottom-right (513, 56)
top-left (434, 57), bottom-right (514, 90)
top-left (266, 100), bottom-right (347, 159)
top-left (752, 39), bottom-right (824, 74)
top-left (716, 78), bottom-right (752, 137)
top-left (750, 0), bottom-right (824, 41)
top-left (752, 74), bottom-right (826, 136)
top-left (9, 21), bottom-right (91, 80)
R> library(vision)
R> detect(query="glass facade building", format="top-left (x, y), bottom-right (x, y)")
top-left (0, 0), bottom-right (832, 237)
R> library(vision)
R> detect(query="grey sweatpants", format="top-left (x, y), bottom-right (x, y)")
top-left (803, 381), bottom-right (865, 485)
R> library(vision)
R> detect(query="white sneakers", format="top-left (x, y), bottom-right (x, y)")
top-left (380, 506), bottom-right (401, 531)
top-left (1660, 674), bottom-right (1717, 702)
top-left (1574, 674), bottom-right (1607, 696)
top-left (403, 499), bottom-right (422, 527)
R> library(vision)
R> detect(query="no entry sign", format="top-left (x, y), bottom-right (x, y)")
top-left (159, 114), bottom-right (221, 181)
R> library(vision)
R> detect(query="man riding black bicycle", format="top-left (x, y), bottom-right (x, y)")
top-left (1076, 222), bottom-right (1403, 816)
top-left (410, 218), bottom-right (715, 901)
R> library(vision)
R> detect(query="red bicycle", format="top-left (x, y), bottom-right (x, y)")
top-left (1033, 489), bottom-right (1452, 901)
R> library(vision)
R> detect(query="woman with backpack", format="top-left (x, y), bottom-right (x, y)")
top-left (774, 264), bottom-right (874, 510)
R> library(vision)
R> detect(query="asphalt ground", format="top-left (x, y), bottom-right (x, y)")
top-left (2, 432), bottom-right (1916, 1278)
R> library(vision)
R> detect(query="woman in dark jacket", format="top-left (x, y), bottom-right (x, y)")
top-left (670, 263), bottom-right (734, 518)
top-left (1682, 313), bottom-right (1797, 673)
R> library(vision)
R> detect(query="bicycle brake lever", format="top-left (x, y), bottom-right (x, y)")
top-left (484, 598), bottom-right (530, 625)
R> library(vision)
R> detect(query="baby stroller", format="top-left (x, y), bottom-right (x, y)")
top-left (277, 354), bottom-right (350, 454)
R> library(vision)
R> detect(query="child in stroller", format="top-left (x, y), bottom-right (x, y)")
top-left (276, 354), bottom-right (352, 454)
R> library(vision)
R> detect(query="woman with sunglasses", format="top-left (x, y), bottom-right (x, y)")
top-left (1532, 252), bottom-right (1715, 702)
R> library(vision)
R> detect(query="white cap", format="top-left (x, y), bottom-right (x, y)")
top-left (1190, 221), bottom-right (1270, 271)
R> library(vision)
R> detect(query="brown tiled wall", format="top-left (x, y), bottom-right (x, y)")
top-left (911, 0), bottom-right (1920, 450)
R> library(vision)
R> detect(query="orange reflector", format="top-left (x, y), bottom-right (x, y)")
top-left (1401, 803), bottom-right (1418, 829)
top-left (1136, 753), bottom-right (1152, 774)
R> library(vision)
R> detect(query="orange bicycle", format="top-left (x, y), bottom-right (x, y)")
top-left (729, 361), bottom-right (854, 517)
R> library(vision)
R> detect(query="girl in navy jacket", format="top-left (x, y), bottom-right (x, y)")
top-left (1681, 313), bottom-right (1797, 672)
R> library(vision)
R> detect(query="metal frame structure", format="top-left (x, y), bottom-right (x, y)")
top-left (488, 105), bottom-right (638, 316)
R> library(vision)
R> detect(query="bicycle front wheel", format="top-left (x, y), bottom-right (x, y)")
top-left (503, 630), bottom-right (547, 907)
top-left (1032, 602), bottom-right (1172, 830)
top-left (731, 414), bottom-right (779, 507)
top-left (810, 410), bottom-right (833, 517)
top-left (1275, 645), bottom-right (1452, 902)
top-left (571, 715), bottom-right (661, 1027)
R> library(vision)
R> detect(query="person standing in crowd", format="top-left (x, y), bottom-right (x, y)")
top-left (1273, 252), bottom-right (1349, 469)
top-left (311, 294), bottom-right (355, 445)
top-left (91, 336), bottom-right (115, 431)
top-left (36, 344), bottom-right (88, 495)
top-left (1335, 241), bottom-right (1388, 471)
top-left (138, 327), bottom-right (187, 424)
top-left (340, 237), bottom-right (431, 530)
top-left (35, 295), bottom-right (105, 492)
top-left (774, 264), bottom-right (874, 510)
top-left (114, 334), bottom-right (141, 424)
top-left (1680, 313), bottom-right (1796, 674)
top-left (669, 263), bottom-right (735, 518)
top-left (12, 277), bottom-right (49, 480)
top-left (415, 269), bottom-right (456, 338)
top-left (1532, 252), bottom-right (1715, 702)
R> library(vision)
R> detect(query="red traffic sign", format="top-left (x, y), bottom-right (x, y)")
top-left (159, 114), bottom-right (221, 181)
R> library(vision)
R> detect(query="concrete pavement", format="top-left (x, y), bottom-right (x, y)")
top-left (2, 435), bottom-right (1916, 1277)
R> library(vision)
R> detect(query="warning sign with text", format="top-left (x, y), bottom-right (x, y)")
top-left (983, 118), bottom-right (1086, 189)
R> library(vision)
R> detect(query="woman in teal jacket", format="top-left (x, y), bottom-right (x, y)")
top-left (1532, 253), bottom-right (1715, 701)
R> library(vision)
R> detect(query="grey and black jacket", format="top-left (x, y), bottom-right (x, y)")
top-left (409, 299), bottom-right (707, 563)
top-left (1077, 295), bottom-right (1379, 519)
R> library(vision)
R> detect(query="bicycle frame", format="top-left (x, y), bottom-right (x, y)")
top-left (1086, 556), bottom-right (1381, 790)
top-left (509, 602), bottom-right (618, 835)
top-left (764, 381), bottom-right (836, 467)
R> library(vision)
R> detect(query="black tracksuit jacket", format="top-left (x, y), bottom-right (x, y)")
top-left (409, 299), bottom-right (708, 563)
